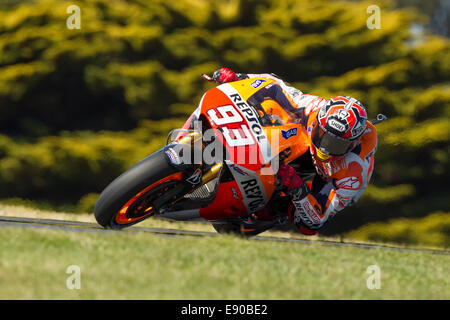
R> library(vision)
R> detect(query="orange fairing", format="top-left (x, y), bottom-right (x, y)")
top-left (199, 180), bottom-right (248, 220)
top-left (260, 99), bottom-right (294, 124)
top-left (200, 79), bottom-right (310, 169)
top-left (263, 122), bottom-right (309, 164)
top-left (226, 81), bottom-right (309, 162)
top-left (115, 172), bottom-right (182, 225)
top-left (200, 85), bottom-right (269, 171)
top-left (195, 78), bottom-right (315, 219)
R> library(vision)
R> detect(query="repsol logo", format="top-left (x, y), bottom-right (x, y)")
top-left (293, 199), bottom-right (320, 227)
top-left (240, 178), bottom-right (265, 212)
top-left (293, 204), bottom-right (313, 227)
top-left (297, 207), bottom-right (316, 227)
top-left (229, 93), bottom-right (267, 145)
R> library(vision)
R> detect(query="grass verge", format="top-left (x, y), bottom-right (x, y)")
top-left (0, 224), bottom-right (449, 299)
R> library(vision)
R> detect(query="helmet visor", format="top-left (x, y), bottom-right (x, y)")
top-left (311, 122), bottom-right (354, 157)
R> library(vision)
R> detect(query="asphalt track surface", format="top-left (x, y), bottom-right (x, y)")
top-left (0, 215), bottom-right (448, 255)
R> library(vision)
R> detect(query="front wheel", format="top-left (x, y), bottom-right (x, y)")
top-left (94, 149), bottom-right (183, 229)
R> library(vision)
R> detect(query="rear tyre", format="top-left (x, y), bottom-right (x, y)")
top-left (211, 221), bottom-right (243, 235)
top-left (211, 220), bottom-right (275, 237)
top-left (94, 149), bottom-right (182, 229)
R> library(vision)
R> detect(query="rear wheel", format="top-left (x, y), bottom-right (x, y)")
top-left (94, 150), bottom-right (183, 229)
top-left (211, 220), bottom-right (276, 237)
top-left (211, 221), bottom-right (243, 235)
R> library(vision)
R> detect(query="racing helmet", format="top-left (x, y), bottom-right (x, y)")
top-left (311, 96), bottom-right (367, 161)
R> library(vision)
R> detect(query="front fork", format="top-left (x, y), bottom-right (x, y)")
top-left (156, 131), bottom-right (224, 213)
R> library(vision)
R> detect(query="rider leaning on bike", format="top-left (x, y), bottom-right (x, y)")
top-left (211, 67), bottom-right (378, 236)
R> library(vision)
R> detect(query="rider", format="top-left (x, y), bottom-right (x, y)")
top-left (211, 67), bottom-right (378, 236)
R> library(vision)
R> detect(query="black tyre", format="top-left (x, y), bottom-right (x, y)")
top-left (94, 149), bottom-right (182, 229)
top-left (211, 220), bottom-right (276, 237)
top-left (211, 221), bottom-right (243, 235)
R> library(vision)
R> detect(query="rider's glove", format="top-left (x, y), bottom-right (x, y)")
top-left (277, 164), bottom-right (309, 201)
top-left (212, 68), bottom-right (247, 84)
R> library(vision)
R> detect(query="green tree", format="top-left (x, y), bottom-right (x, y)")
top-left (0, 0), bottom-right (448, 234)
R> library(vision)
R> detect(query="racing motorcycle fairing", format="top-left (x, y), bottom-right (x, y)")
top-left (171, 78), bottom-right (311, 220)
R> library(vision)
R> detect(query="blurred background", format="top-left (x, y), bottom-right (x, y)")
top-left (0, 0), bottom-right (448, 247)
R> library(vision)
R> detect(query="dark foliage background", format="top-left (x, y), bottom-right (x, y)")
top-left (0, 0), bottom-right (448, 240)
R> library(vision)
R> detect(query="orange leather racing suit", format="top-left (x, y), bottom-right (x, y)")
top-left (245, 73), bottom-right (378, 232)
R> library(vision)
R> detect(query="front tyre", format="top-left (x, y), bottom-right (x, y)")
top-left (94, 149), bottom-right (182, 229)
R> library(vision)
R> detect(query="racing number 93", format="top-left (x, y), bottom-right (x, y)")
top-left (207, 105), bottom-right (256, 147)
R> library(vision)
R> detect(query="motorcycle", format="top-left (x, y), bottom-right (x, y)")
top-left (94, 75), bottom-right (387, 236)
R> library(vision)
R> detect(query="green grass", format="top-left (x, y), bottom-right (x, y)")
top-left (0, 226), bottom-right (448, 300)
